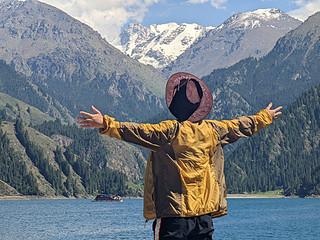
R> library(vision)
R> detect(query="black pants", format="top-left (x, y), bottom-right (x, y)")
top-left (153, 214), bottom-right (214, 240)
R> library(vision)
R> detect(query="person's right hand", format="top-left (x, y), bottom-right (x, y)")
top-left (266, 102), bottom-right (282, 120)
top-left (77, 105), bottom-right (105, 128)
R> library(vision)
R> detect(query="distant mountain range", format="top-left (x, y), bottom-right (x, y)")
top-left (164, 8), bottom-right (301, 78)
top-left (0, 59), bottom-right (75, 123)
top-left (0, 0), bottom-right (166, 123)
top-left (114, 8), bottom-right (301, 78)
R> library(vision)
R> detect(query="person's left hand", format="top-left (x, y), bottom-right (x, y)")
top-left (77, 105), bottom-right (105, 128)
top-left (266, 102), bottom-right (282, 120)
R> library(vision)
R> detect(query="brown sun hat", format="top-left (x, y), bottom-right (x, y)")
top-left (166, 72), bottom-right (213, 122)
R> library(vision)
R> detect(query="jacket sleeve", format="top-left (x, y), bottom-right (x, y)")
top-left (99, 115), bottom-right (177, 151)
top-left (208, 109), bottom-right (273, 147)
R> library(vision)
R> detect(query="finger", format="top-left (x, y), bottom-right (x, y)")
top-left (274, 112), bottom-right (282, 119)
top-left (78, 120), bottom-right (93, 126)
top-left (79, 111), bottom-right (92, 118)
top-left (77, 121), bottom-right (87, 126)
top-left (266, 102), bottom-right (273, 110)
top-left (77, 117), bottom-right (89, 121)
top-left (79, 125), bottom-right (91, 128)
top-left (77, 123), bottom-right (90, 127)
top-left (91, 105), bottom-right (101, 115)
top-left (274, 106), bottom-right (283, 112)
top-left (77, 118), bottom-right (93, 124)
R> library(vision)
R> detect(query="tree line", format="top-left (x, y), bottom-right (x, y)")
top-left (0, 120), bottom-right (39, 195)
top-left (0, 118), bottom-right (129, 197)
top-left (225, 85), bottom-right (320, 197)
top-left (34, 118), bottom-right (131, 195)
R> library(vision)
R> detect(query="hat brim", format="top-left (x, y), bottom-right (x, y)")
top-left (166, 72), bottom-right (213, 122)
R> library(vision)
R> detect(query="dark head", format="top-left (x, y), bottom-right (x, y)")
top-left (166, 72), bottom-right (213, 122)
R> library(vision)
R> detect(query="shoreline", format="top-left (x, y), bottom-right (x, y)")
top-left (1, 194), bottom-right (319, 201)
top-left (0, 195), bottom-right (143, 201)
top-left (227, 193), bottom-right (287, 199)
top-left (227, 194), bottom-right (320, 199)
top-left (0, 195), bottom-right (82, 201)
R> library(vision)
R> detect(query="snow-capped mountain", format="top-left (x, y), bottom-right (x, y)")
top-left (162, 8), bottom-right (302, 78)
top-left (112, 22), bottom-right (214, 69)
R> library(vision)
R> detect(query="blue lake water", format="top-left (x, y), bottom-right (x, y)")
top-left (0, 198), bottom-right (319, 239)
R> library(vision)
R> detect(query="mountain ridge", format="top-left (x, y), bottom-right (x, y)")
top-left (0, 0), bottom-right (166, 122)
top-left (162, 8), bottom-right (301, 78)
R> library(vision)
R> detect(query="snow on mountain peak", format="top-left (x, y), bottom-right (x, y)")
top-left (242, 8), bottom-right (283, 20)
top-left (217, 8), bottom-right (289, 30)
top-left (112, 22), bottom-right (214, 69)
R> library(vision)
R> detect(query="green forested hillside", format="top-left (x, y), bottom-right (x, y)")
top-left (0, 118), bottom-right (144, 197)
top-left (225, 85), bottom-right (320, 197)
top-left (0, 121), bottom-right (39, 195)
top-left (33, 119), bottom-right (146, 182)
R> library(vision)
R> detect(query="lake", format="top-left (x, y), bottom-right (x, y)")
top-left (0, 198), bottom-right (319, 239)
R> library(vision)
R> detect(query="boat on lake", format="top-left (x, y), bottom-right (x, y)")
top-left (93, 194), bottom-right (123, 202)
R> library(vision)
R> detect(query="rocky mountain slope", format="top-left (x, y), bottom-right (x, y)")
top-left (202, 11), bottom-right (320, 122)
top-left (113, 22), bottom-right (214, 69)
top-left (162, 8), bottom-right (301, 78)
top-left (0, 0), bottom-right (166, 122)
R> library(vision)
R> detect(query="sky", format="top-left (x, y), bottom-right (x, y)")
top-left (38, 0), bottom-right (320, 42)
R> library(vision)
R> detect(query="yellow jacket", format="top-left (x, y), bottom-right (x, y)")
top-left (99, 109), bottom-right (272, 220)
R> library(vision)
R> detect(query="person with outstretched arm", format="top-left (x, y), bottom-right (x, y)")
top-left (77, 72), bottom-right (282, 240)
